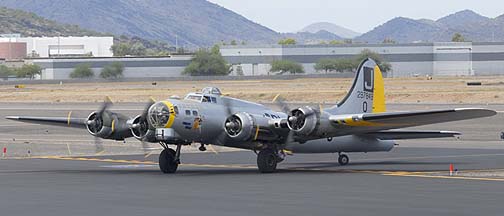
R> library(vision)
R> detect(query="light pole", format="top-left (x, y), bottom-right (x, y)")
top-left (258, 50), bottom-right (262, 76)
top-left (8, 36), bottom-right (12, 60)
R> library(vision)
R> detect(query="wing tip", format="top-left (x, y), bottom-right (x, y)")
top-left (5, 116), bottom-right (20, 120)
top-left (454, 108), bottom-right (497, 117)
top-left (439, 130), bottom-right (462, 136)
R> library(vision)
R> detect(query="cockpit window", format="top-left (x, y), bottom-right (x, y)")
top-left (185, 110), bottom-right (191, 115)
top-left (173, 106), bottom-right (179, 115)
top-left (202, 96), bottom-right (211, 103)
top-left (186, 95), bottom-right (202, 102)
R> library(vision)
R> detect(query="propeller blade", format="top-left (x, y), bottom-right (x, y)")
top-left (223, 97), bottom-right (233, 117)
top-left (272, 94), bottom-right (291, 114)
top-left (98, 96), bottom-right (113, 116)
top-left (140, 140), bottom-right (151, 157)
top-left (141, 97), bottom-right (156, 119)
top-left (94, 136), bottom-right (105, 155)
top-left (284, 130), bottom-right (294, 144)
top-left (207, 144), bottom-right (219, 155)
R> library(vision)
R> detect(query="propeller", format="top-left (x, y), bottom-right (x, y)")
top-left (87, 96), bottom-right (113, 154)
top-left (272, 94), bottom-right (296, 145)
top-left (217, 97), bottom-right (235, 145)
top-left (130, 98), bottom-right (157, 156)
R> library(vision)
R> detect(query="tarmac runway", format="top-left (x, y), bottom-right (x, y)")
top-left (0, 103), bottom-right (504, 215)
top-left (1, 149), bottom-right (504, 216)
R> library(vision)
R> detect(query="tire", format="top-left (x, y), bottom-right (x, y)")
top-left (257, 149), bottom-right (278, 173)
top-left (159, 148), bottom-right (178, 173)
top-left (338, 154), bottom-right (349, 166)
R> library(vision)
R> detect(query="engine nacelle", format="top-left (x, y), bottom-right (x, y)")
top-left (224, 112), bottom-right (277, 142)
top-left (127, 115), bottom-right (156, 142)
top-left (86, 111), bottom-right (131, 140)
top-left (287, 106), bottom-right (318, 136)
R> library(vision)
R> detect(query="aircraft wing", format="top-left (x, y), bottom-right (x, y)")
top-left (328, 108), bottom-right (496, 136)
top-left (6, 116), bottom-right (87, 129)
top-left (364, 130), bottom-right (461, 140)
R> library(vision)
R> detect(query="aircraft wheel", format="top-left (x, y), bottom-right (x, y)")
top-left (338, 154), bottom-right (349, 166)
top-left (257, 149), bottom-right (278, 173)
top-left (159, 148), bottom-right (178, 173)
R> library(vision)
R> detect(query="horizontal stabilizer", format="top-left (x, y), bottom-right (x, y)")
top-left (328, 108), bottom-right (496, 135)
top-left (6, 116), bottom-right (87, 128)
top-left (365, 130), bottom-right (461, 140)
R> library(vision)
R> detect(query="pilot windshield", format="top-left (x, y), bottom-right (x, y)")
top-left (149, 102), bottom-right (170, 128)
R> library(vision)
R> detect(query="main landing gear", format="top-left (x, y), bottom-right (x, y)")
top-left (257, 148), bottom-right (284, 173)
top-left (159, 144), bottom-right (182, 174)
top-left (338, 153), bottom-right (349, 166)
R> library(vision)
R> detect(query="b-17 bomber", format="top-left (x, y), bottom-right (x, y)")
top-left (6, 58), bottom-right (497, 173)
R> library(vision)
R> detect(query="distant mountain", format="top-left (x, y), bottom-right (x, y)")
top-left (282, 30), bottom-right (344, 44)
top-left (0, 7), bottom-right (175, 55)
top-left (436, 10), bottom-right (491, 29)
top-left (356, 10), bottom-right (504, 43)
top-left (0, 0), bottom-right (281, 47)
top-left (0, 7), bottom-right (104, 37)
top-left (356, 17), bottom-right (452, 43)
top-left (300, 22), bottom-right (361, 38)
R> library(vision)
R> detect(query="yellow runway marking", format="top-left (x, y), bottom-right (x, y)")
top-left (383, 171), bottom-right (504, 182)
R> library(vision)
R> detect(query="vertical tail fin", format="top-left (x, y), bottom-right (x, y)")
top-left (328, 58), bottom-right (386, 114)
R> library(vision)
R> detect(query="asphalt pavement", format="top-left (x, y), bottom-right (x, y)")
top-left (0, 102), bottom-right (503, 216)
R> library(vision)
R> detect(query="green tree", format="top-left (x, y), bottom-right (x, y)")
top-left (70, 63), bottom-right (94, 79)
top-left (452, 33), bottom-right (466, 42)
top-left (16, 64), bottom-right (42, 79)
top-left (0, 65), bottom-right (14, 77)
top-left (230, 40), bottom-right (238, 46)
top-left (111, 43), bottom-right (131, 56)
top-left (278, 38), bottom-right (297, 45)
top-left (129, 42), bottom-right (147, 56)
top-left (183, 45), bottom-right (230, 76)
top-left (354, 49), bottom-right (392, 72)
top-left (334, 58), bottom-right (358, 72)
top-left (315, 58), bottom-right (358, 73)
top-left (270, 60), bottom-right (304, 74)
top-left (314, 59), bottom-right (337, 73)
top-left (329, 40), bottom-right (344, 45)
top-left (100, 62), bottom-right (124, 79)
top-left (110, 42), bottom-right (147, 56)
top-left (382, 38), bottom-right (396, 44)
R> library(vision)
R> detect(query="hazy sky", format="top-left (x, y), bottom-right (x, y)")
top-left (207, 0), bottom-right (504, 33)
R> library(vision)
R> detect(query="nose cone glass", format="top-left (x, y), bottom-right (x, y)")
top-left (148, 102), bottom-right (170, 128)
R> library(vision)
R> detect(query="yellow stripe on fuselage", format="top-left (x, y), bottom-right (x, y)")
top-left (162, 100), bottom-right (176, 128)
top-left (372, 65), bottom-right (386, 113)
